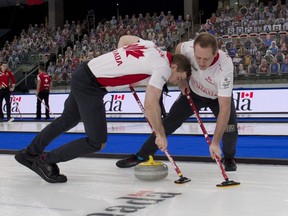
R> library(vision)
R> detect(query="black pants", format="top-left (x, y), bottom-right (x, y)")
top-left (36, 90), bottom-right (50, 118)
top-left (0, 88), bottom-right (11, 119)
top-left (137, 91), bottom-right (238, 159)
top-left (27, 63), bottom-right (108, 164)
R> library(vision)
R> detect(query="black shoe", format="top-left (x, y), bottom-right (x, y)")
top-left (34, 117), bottom-right (41, 120)
top-left (32, 157), bottom-right (67, 183)
top-left (45, 116), bottom-right (50, 120)
top-left (15, 149), bottom-right (38, 170)
top-left (116, 154), bottom-right (146, 168)
top-left (222, 158), bottom-right (237, 172)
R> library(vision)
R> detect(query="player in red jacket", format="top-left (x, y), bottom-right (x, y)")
top-left (35, 62), bottom-right (51, 120)
top-left (0, 62), bottom-right (15, 122)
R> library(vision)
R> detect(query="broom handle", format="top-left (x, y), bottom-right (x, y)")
top-left (129, 86), bottom-right (184, 177)
top-left (184, 88), bottom-right (229, 181)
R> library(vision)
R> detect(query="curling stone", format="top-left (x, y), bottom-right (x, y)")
top-left (134, 155), bottom-right (168, 181)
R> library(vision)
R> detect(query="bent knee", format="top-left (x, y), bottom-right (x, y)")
top-left (88, 140), bottom-right (107, 151)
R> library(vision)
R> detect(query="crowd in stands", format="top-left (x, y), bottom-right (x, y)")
top-left (199, 0), bottom-right (288, 79)
top-left (2, 1), bottom-right (288, 89)
top-left (200, 0), bottom-right (288, 81)
top-left (0, 11), bottom-right (192, 87)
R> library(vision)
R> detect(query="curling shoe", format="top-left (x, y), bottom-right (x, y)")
top-left (32, 154), bottom-right (67, 183)
top-left (222, 158), bottom-right (237, 172)
top-left (15, 148), bottom-right (38, 170)
top-left (116, 154), bottom-right (147, 168)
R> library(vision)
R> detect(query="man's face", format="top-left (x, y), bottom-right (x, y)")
top-left (1, 64), bottom-right (7, 71)
top-left (168, 64), bottom-right (187, 85)
top-left (194, 44), bottom-right (217, 70)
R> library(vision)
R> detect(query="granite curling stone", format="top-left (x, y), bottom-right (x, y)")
top-left (134, 155), bottom-right (168, 181)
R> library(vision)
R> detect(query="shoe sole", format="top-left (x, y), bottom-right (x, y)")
top-left (225, 168), bottom-right (237, 172)
top-left (31, 162), bottom-right (67, 183)
top-left (14, 153), bottom-right (33, 170)
top-left (116, 162), bottom-right (138, 168)
top-left (116, 159), bottom-right (148, 168)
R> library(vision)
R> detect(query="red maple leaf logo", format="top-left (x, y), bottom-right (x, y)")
top-left (124, 44), bottom-right (146, 58)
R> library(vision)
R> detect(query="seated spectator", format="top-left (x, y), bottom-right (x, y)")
top-left (247, 43), bottom-right (257, 56)
top-left (235, 38), bottom-right (242, 49)
top-left (268, 41), bottom-right (279, 55)
top-left (232, 53), bottom-right (242, 66)
top-left (258, 42), bottom-right (268, 55)
top-left (209, 13), bottom-right (217, 24)
top-left (248, 60), bottom-right (258, 76)
top-left (254, 34), bottom-right (263, 47)
top-left (258, 59), bottom-right (269, 76)
top-left (280, 58), bottom-right (288, 74)
top-left (238, 63), bottom-right (248, 77)
top-left (208, 26), bottom-right (216, 35)
top-left (269, 58), bottom-right (280, 75)
top-left (238, 45), bottom-right (247, 57)
top-left (263, 34), bottom-right (273, 47)
top-left (280, 42), bottom-right (288, 55)
top-left (243, 36), bottom-right (253, 49)
top-left (275, 50), bottom-right (285, 64)
top-left (263, 50), bottom-right (275, 64)
top-left (228, 44), bottom-right (238, 58)
top-left (47, 61), bottom-right (55, 76)
top-left (255, 51), bottom-right (262, 65)
top-left (243, 53), bottom-right (252, 67)
top-left (235, 10), bottom-right (244, 21)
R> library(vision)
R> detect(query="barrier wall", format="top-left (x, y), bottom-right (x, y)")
top-left (3, 88), bottom-right (288, 118)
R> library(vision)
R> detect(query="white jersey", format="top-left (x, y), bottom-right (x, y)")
top-left (87, 39), bottom-right (171, 91)
top-left (180, 40), bottom-right (234, 99)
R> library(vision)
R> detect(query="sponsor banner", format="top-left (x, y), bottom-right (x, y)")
top-left (86, 191), bottom-right (181, 216)
top-left (2, 88), bottom-right (288, 117)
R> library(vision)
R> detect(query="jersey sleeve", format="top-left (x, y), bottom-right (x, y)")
top-left (217, 57), bottom-right (234, 97)
top-left (148, 65), bottom-right (171, 90)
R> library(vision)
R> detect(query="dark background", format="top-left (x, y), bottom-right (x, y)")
top-left (63, 0), bottom-right (184, 23)
top-left (0, 0), bottom-right (218, 46)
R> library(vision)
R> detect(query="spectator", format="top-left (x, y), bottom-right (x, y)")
top-left (238, 45), bottom-right (247, 57)
top-left (258, 42), bottom-right (268, 55)
top-left (269, 58), bottom-right (280, 75)
top-left (268, 41), bottom-right (279, 55)
top-left (248, 59), bottom-right (258, 76)
top-left (238, 63), bottom-right (248, 76)
top-left (228, 44), bottom-right (238, 58)
top-left (263, 34), bottom-right (273, 47)
top-left (263, 50), bottom-right (275, 64)
top-left (280, 58), bottom-right (288, 73)
top-left (243, 53), bottom-right (252, 68)
top-left (258, 59), bottom-right (269, 75)
top-left (255, 51), bottom-right (262, 65)
top-left (47, 61), bottom-right (55, 76)
top-left (275, 50), bottom-right (285, 64)
top-left (232, 53), bottom-right (242, 66)
top-left (280, 42), bottom-right (288, 55)
top-left (247, 43), bottom-right (257, 57)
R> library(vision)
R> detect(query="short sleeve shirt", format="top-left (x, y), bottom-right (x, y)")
top-left (180, 41), bottom-right (234, 99)
top-left (88, 39), bottom-right (171, 91)
top-left (37, 72), bottom-right (51, 91)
